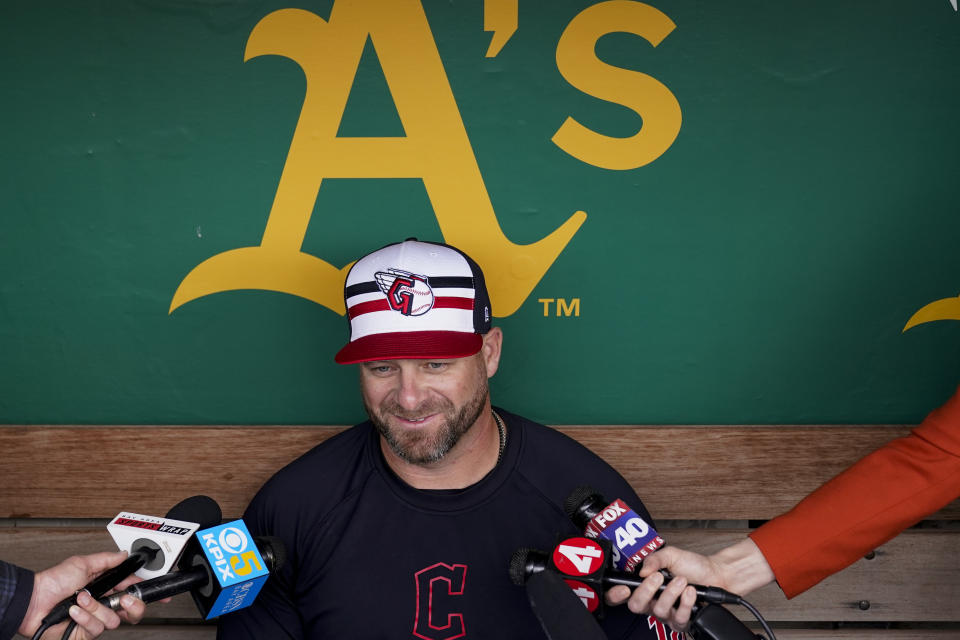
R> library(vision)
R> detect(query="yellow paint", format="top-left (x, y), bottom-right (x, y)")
top-left (557, 297), bottom-right (580, 317)
top-left (230, 550), bottom-right (264, 576)
top-left (903, 294), bottom-right (960, 332)
top-left (484, 0), bottom-right (517, 58)
top-left (553, 1), bottom-right (681, 170)
top-left (171, 1), bottom-right (585, 317)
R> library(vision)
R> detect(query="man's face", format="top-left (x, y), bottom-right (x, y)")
top-left (359, 352), bottom-right (490, 465)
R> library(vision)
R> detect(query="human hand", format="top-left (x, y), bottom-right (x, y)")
top-left (605, 545), bottom-right (721, 631)
top-left (605, 568), bottom-right (698, 632)
top-left (606, 539), bottom-right (776, 631)
top-left (19, 551), bottom-right (147, 639)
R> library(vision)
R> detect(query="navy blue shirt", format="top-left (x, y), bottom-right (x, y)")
top-left (219, 409), bottom-right (675, 640)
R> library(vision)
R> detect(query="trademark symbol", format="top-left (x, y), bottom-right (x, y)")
top-left (538, 298), bottom-right (580, 317)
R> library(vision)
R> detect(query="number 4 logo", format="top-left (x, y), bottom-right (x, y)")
top-left (552, 537), bottom-right (605, 576)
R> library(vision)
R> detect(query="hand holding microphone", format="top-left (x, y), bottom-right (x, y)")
top-left (37, 494), bottom-right (222, 634)
top-left (511, 487), bottom-right (777, 640)
top-left (17, 552), bottom-right (149, 640)
top-left (99, 521), bottom-right (286, 620)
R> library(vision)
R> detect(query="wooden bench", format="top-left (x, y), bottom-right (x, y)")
top-left (2, 424), bottom-right (958, 639)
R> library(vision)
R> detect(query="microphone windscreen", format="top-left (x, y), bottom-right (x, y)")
top-left (509, 548), bottom-right (533, 586)
top-left (166, 495), bottom-right (222, 528)
top-left (563, 485), bottom-right (601, 520)
top-left (256, 536), bottom-right (288, 572)
top-left (526, 571), bottom-right (607, 640)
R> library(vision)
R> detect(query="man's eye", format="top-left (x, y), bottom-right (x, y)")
top-left (366, 364), bottom-right (393, 374)
top-left (425, 362), bottom-right (447, 370)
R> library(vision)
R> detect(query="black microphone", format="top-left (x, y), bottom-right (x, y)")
top-left (564, 486), bottom-right (665, 572)
top-left (100, 524), bottom-right (286, 620)
top-left (40, 495), bottom-right (222, 628)
top-left (510, 546), bottom-right (763, 640)
top-left (525, 570), bottom-right (607, 640)
top-left (510, 547), bottom-right (739, 605)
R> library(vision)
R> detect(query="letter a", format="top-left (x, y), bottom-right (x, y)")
top-left (171, 0), bottom-right (585, 316)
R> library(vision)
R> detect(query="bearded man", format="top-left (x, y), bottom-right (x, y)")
top-left (219, 239), bottom-right (690, 639)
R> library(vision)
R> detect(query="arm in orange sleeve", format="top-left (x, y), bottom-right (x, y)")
top-left (749, 383), bottom-right (960, 598)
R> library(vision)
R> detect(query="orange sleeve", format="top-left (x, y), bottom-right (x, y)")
top-left (748, 384), bottom-right (960, 598)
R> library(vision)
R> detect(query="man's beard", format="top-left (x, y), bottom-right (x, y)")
top-left (365, 377), bottom-right (489, 465)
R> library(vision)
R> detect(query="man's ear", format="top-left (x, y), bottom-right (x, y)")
top-left (481, 327), bottom-right (503, 378)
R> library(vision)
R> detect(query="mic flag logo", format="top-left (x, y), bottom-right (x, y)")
top-left (197, 520), bottom-right (270, 619)
top-left (551, 537), bottom-right (605, 576)
top-left (548, 537), bottom-right (606, 617)
top-left (376, 269), bottom-right (435, 316)
top-left (107, 512), bottom-right (201, 580)
top-left (583, 498), bottom-right (664, 572)
top-left (566, 579), bottom-right (601, 613)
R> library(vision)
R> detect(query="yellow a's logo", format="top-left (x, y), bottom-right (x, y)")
top-left (169, 0), bottom-right (586, 317)
top-left (903, 294), bottom-right (960, 332)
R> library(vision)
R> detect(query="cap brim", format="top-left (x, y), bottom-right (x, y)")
top-left (335, 331), bottom-right (483, 364)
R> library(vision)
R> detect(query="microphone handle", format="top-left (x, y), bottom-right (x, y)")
top-left (85, 547), bottom-right (156, 599)
top-left (40, 549), bottom-right (155, 626)
top-left (604, 571), bottom-right (741, 605)
top-left (100, 566), bottom-right (209, 610)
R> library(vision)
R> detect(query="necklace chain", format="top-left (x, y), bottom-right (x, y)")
top-left (493, 410), bottom-right (506, 463)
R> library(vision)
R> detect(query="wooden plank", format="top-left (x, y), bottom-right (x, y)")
top-left (5, 424), bottom-right (957, 520)
top-left (0, 425), bottom-right (337, 520)
top-left (3, 528), bottom-right (957, 623)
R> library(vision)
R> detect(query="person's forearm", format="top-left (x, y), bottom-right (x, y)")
top-left (709, 538), bottom-right (775, 596)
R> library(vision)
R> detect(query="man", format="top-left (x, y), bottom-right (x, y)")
top-left (1, 553), bottom-right (145, 640)
top-left (218, 239), bottom-right (686, 639)
top-left (609, 382), bottom-right (960, 629)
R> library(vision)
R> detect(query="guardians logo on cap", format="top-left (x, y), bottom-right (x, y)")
top-left (335, 239), bottom-right (492, 364)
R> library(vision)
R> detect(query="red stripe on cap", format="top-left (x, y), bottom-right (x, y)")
top-left (432, 296), bottom-right (474, 310)
top-left (347, 296), bottom-right (474, 319)
top-left (348, 299), bottom-right (390, 319)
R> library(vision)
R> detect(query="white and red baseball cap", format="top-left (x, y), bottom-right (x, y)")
top-left (335, 239), bottom-right (493, 364)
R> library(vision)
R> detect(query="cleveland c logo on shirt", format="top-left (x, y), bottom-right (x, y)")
top-left (413, 563), bottom-right (467, 640)
top-left (375, 269), bottom-right (435, 316)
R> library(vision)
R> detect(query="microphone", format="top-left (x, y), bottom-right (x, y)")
top-left (510, 544), bottom-right (739, 607)
top-left (39, 495), bottom-right (222, 628)
top-left (107, 494), bottom-right (222, 580)
top-left (100, 520), bottom-right (286, 620)
top-left (524, 570), bottom-right (607, 640)
top-left (564, 486), bottom-right (664, 572)
top-left (510, 542), bottom-right (763, 640)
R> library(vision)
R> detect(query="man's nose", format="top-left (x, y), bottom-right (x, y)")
top-left (396, 368), bottom-right (429, 410)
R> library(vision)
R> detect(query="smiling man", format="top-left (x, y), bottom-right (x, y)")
top-left (218, 239), bottom-right (688, 639)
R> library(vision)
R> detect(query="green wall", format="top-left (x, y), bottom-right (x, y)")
top-left (2, 0), bottom-right (958, 425)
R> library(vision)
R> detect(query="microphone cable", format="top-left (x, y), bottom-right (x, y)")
top-left (724, 595), bottom-right (775, 640)
top-left (59, 619), bottom-right (76, 640)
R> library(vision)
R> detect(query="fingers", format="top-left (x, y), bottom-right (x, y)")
top-left (605, 573), bottom-right (697, 632)
top-left (649, 575), bottom-right (687, 622)
top-left (117, 594), bottom-right (147, 625)
top-left (67, 591), bottom-right (122, 639)
top-left (626, 570), bottom-right (665, 615)
top-left (74, 551), bottom-right (130, 579)
top-left (605, 584), bottom-right (632, 606)
top-left (637, 547), bottom-right (673, 577)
